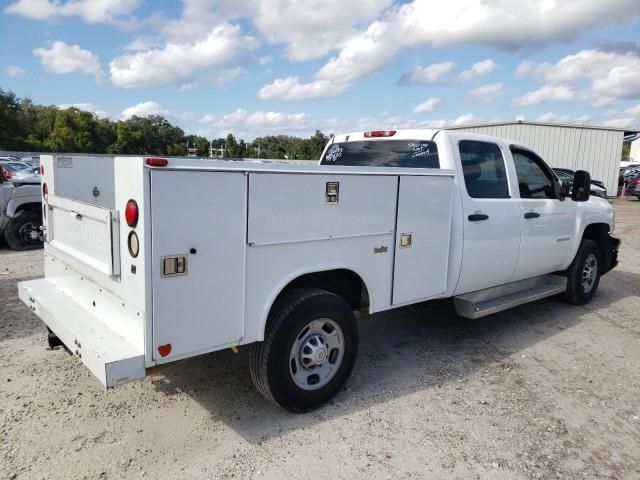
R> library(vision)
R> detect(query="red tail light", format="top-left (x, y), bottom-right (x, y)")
top-left (40, 165), bottom-right (44, 175)
top-left (633, 178), bottom-right (640, 185)
top-left (43, 182), bottom-right (48, 200)
top-left (4, 171), bottom-right (15, 180)
top-left (146, 157), bottom-right (168, 167)
top-left (364, 130), bottom-right (396, 138)
top-left (125, 199), bottom-right (139, 227)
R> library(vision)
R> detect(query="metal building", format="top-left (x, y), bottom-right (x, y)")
top-left (449, 121), bottom-right (640, 196)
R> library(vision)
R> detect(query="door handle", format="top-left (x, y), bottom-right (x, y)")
top-left (468, 213), bottom-right (489, 222)
top-left (524, 211), bottom-right (540, 219)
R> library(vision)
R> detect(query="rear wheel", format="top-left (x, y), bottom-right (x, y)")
top-left (564, 239), bottom-right (601, 305)
top-left (4, 210), bottom-right (43, 251)
top-left (250, 288), bottom-right (359, 412)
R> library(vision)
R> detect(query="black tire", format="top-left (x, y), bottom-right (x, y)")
top-left (4, 210), bottom-right (43, 251)
top-left (564, 239), bottom-right (601, 305)
top-left (250, 288), bottom-right (359, 412)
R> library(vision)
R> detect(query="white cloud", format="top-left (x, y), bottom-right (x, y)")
top-left (535, 112), bottom-right (571, 123)
top-left (125, 36), bottom-right (160, 51)
top-left (313, 0), bottom-right (640, 88)
top-left (110, 24), bottom-right (258, 87)
top-left (398, 62), bottom-right (456, 85)
top-left (5, 0), bottom-right (139, 23)
top-left (514, 60), bottom-right (536, 78)
top-left (413, 98), bottom-right (442, 114)
top-left (452, 113), bottom-right (476, 126)
top-left (200, 108), bottom-right (314, 138)
top-left (33, 41), bottom-right (103, 79)
top-left (214, 67), bottom-right (245, 87)
top-left (258, 76), bottom-right (350, 102)
top-left (4, 65), bottom-right (26, 77)
top-left (515, 49), bottom-right (640, 106)
top-left (254, 0), bottom-right (392, 61)
top-left (604, 103), bottom-right (640, 128)
top-left (458, 59), bottom-right (497, 81)
top-left (511, 85), bottom-right (576, 106)
top-left (161, 0), bottom-right (253, 42)
top-left (58, 103), bottom-right (109, 118)
top-left (120, 101), bottom-right (169, 119)
top-left (466, 82), bottom-right (503, 102)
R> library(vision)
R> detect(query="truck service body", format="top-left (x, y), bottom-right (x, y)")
top-left (19, 129), bottom-right (619, 411)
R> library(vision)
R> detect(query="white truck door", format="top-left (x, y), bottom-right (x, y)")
top-left (393, 175), bottom-right (454, 304)
top-left (150, 171), bottom-right (246, 362)
top-left (510, 147), bottom-right (577, 280)
top-left (454, 139), bottom-right (522, 294)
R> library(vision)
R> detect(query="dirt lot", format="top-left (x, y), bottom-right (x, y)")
top-left (1, 198), bottom-right (639, 480)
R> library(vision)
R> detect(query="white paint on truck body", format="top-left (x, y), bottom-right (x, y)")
top-left (20, 129), bottom-right (615, 388)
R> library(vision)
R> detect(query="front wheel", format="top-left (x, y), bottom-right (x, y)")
top-left (564, 239), bottom-right (601, 305)
top-left (250, 288), bottom-right (359, 412)
top-left (4, 210), bottom-right (43, 251)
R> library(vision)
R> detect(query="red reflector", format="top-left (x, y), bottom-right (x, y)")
top-left (43, 183), bottom-right (48, 199)
top-left (40, 165), bottom-right (44, 175)
top-left (157, 344), bottom-right (172, 357)
top-left (364, 130), bottom-right (396, 138)
top-left (146, 157), bottom-right (168, 167)
top-left (125, 199), bottom-right (139, 227)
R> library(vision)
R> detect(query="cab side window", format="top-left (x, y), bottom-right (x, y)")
top-left (459, 140), bottom-right (509, 198)
top-left (511, 148), bottom-right (556, 199)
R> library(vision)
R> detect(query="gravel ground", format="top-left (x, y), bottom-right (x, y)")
top-left (1, 198), bottom-right (639, 480)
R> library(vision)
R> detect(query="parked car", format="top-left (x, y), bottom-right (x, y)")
top-left (19, 155), bottom-right (40, 166)
top-left (553, 168), bottom-right (607, 198)
top-left (0, 166), bottom-right (43, 250)
top-left (1, 162), bottom-right (34, 181)
top-left (10, 168), bottom-right (41, 186)
top-left (624, 171), bottom-right (640, 199)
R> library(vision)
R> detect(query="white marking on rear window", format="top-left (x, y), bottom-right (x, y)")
top-left (324, 144), bottom-right (343, 163)
top-left (408, 142), bottom-right (431, 158)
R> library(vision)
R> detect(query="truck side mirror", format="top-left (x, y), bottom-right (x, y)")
top-left (572, 170), bottom-right (591, 202)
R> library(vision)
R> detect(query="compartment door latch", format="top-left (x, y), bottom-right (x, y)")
top-left (161, 255), bottom-right (188, 277)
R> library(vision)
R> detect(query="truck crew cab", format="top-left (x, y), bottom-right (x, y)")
top-left (19, 130), bottom-right (619, 412)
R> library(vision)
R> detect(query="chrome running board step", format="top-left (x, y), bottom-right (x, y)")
top-left (453, 275), bottom-right (567, 319)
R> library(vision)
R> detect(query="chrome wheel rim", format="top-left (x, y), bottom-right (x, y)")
top-left (581, 253), bottom-right (598, 293)
top-left (289, 318), bottom-right (344, 391)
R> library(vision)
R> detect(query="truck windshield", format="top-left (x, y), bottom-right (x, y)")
top-left (320, 140), bottom-right (439, 168)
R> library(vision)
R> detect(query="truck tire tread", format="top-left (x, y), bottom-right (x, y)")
top-left (4, 210), bottom-right (43, 251)
top-left (250, 288), bottom-right (357, 411)
top-left (564, 239), bottom-right (600, 305)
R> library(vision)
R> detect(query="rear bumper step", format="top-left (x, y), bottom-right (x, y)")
top-left (454, 275), bottom-right (567, 319)
top-left (19, 279), bottom-right (144, 387)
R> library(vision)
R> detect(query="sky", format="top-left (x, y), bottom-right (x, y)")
top-left (1, 0), bottom-right (640, 140)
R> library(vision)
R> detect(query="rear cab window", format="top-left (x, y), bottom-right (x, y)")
top-left (458, 140), bottom-right (510, 198)
top-left (320, 140), bottom-right (439, 168)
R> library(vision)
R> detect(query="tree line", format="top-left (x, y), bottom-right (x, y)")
top-left (0, 88), bottom-right (330, 160)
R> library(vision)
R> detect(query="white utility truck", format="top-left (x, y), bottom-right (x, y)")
top-left (19, 130), bottom-right (619, 412)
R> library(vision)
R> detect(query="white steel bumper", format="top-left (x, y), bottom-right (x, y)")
top-left (18, 278), bottom-right (145, 387)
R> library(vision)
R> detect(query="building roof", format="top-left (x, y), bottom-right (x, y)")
top-left (447, 120), bottom-right (640, 137)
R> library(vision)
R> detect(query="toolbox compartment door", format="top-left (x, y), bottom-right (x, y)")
top-left (150, 171), bottom-right (246, 362)
top-left (392, 175), bottom-right (454, 305)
